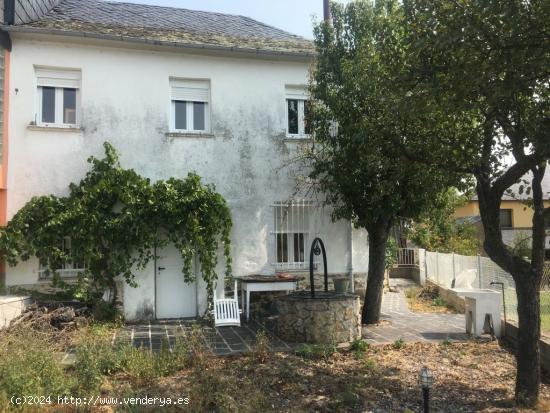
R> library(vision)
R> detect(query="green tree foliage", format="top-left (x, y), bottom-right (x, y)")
top-left (402, 0), bottom-right (549, 405)
top-left (407, 189), bottom-right (480, 256)
top-left (0, 143), bottom-right (232, 312)
top-left (309, 0), bottom-right (465, 323)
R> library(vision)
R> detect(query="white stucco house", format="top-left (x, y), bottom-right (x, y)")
top-left (0, 0), bottom-right (369, 320)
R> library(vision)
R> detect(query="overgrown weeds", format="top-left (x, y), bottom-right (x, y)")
top-left (405, 286), bottom-right (459, 314)
top-left (252, 330), bottom-right (270, 363)
top-left (295, 343), bottom-right (336, 360)
top-left (0, 327), bottom-right (73, 410)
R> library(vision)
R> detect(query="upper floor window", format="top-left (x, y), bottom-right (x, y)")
top-left (286, 85), bottom-right (310, 138)
top-left (35, 67), bottom-right (81, 127)
top-left (499, 209), bottom-right (513, 228)
top-left (170, 78), bottom-right (210, 133)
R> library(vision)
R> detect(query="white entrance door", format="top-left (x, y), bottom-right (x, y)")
top-left (155, 244), bottom-right (197, 319)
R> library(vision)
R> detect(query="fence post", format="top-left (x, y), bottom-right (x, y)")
top-left (424, 249), bottom-right (428, 285)
top-left (436, 251), bottom-right (440, 284)
top-left (452, 252), bottom-right (456, 286)
top-left (418, 248), bottom-right (426, 286)
top-left (477, 254), bottom-right (482, 288)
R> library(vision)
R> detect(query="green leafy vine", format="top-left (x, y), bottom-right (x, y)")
top-left (0, 142), bottom-right (232, 315)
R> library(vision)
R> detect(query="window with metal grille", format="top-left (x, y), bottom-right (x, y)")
top-left (38, 237), bottom-right (86, 280)
top-left (273, 200), bottom-right (313, 271)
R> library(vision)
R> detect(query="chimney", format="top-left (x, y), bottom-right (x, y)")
top-left (323, 0), bottom-right (330, 22)
top-left (4, 0), bottom-right (15, 25)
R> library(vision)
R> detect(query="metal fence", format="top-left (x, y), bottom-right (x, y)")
top-left (397, 248), bottom-right (419, 266)
top-left (424, 250), bottom-right (550, 334)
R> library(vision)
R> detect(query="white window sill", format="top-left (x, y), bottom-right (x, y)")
top-left (28, 125), bottom-right (82, 133)
top-left (166, 132), bottom-right (215, 139)
top-left (284, 135), bottom-right (312, 142)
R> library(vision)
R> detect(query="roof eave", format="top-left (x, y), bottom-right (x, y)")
top-left (2, 25), bottom-right (316, 60)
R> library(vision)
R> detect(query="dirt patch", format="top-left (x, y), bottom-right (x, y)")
top-left (406, 285), bottom-right (460, 314)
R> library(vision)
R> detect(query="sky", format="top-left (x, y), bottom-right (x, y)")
top-left (109, 0), bottom-right (350, 39)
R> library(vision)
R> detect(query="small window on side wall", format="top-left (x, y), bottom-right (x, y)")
top-left (35, 67), bottom-right (81, 127)
top-left (170, 79), bottom-right (210, 133)
top-left (285, 85), bottom-right (310, 138)
top-left (499, 209), bottom-right (513, 228)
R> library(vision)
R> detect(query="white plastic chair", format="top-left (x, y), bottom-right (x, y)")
top-left (213, 278), bottom-right (241, 327)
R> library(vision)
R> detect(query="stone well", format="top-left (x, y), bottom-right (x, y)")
top-left (275, 291), bottom-right (361, 344)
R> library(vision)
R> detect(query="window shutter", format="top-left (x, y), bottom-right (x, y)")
top-left (170, 79), bottom-right (210, 102)
top-left (35, 67), bottom-right (81, 88)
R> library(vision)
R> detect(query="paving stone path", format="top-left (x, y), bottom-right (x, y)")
top-left (362, 278), bottom-right (470, 344)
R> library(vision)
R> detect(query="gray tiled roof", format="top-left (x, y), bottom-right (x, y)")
top-left (12, 0), bottom-right (314, 55)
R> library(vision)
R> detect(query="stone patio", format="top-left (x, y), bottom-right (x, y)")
top-left (114, 278), bottom-right (471, 354)
top-left (114, 318), bottom-right (298, 355)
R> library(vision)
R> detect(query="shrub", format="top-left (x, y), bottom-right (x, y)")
top-left (252, 330), bottom-right (270, 364)
top-left (73, 328), bottom-right (120, 391)
top-left (433, 296), bottom-right (447, 307)
top-left (392, 338), bottom-right (406, 350)
top-left (0, 328), bottom-right (73, 409)
top-left (350, 338), bottom-right (369, 352)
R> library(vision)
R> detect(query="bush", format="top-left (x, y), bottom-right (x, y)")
top-left (252, 330), bottom-right (270, 364)
top-left (350, 338), bottom-right (369, 352)
top-left (392, 338), bottom-right (406, 350)
top-left (0, 328), bottom-right (73, 409)
top-left (73, 326), bottom-right (121, 391)
top-left (433, 296), bottom-right (447, 307)
top-left (92, 301), bottom-right (122, 322)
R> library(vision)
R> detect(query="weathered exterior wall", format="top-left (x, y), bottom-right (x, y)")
top-left (5, 35), bottom-right (369, 319)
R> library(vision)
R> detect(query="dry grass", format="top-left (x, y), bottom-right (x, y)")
top-left (84, 340), bottom-right (550, 413)
top-left (405, 285), bottom-right (460, 314)
top-left (2, 320), bottom-right (550, 412)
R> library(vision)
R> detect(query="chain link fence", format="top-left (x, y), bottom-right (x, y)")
top-left (424, 250), bottom-right (550, 334)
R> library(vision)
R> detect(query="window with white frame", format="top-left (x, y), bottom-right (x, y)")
top-left (170, 78), bottom-right (211, 133)
top-left (35, 67), bottom-right (81, 127)
top-left (38, 237), bottom-right (85, 280)
top-left (286, 85), bottom-right (310, 137)
top-left (273, 200), bottom-right (313, 270)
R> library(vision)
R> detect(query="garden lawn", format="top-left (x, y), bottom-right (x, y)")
top-left (540, 292), bottom-right (550, 334)
top-left (503, 290), bottom-right (550, 335)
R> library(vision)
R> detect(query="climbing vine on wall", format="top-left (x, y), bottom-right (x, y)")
top-left (0, 142), bottom-right (232, 314)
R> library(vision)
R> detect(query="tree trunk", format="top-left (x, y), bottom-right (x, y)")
top-left (475, 164), bottom-right (546, 407)
top-left (362, 218), bottom-right (391, 324)
top-left (514, 274), bottom-right (541, 406)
